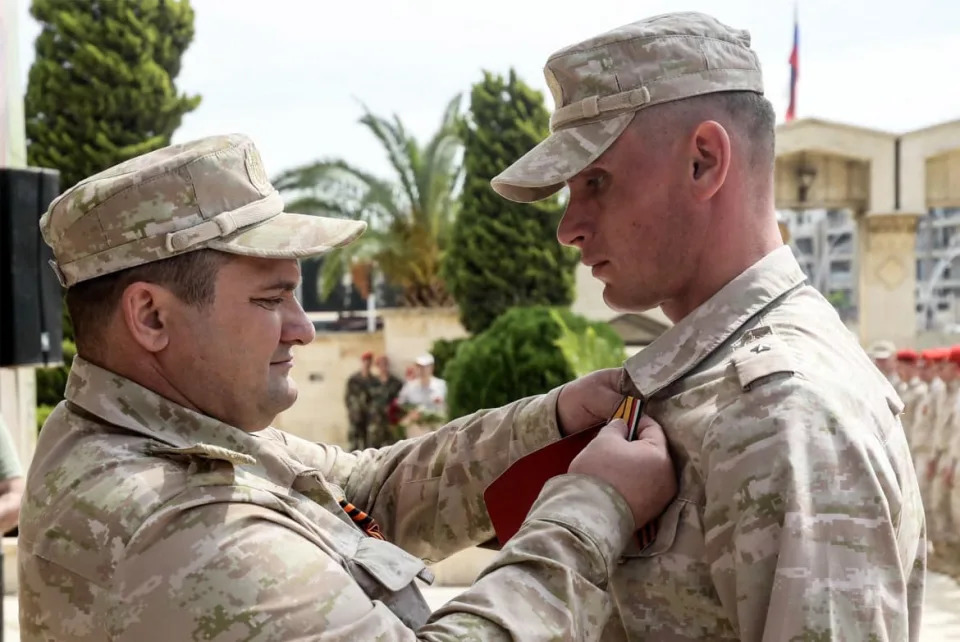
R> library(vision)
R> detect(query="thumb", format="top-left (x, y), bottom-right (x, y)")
top-left (634, 415), bottom-right (667, 449)
top-left (599, 418), bottom-right (630, 441)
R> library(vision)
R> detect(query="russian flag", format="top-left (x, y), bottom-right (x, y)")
top-left (786, 6), bottom-right (799, 121)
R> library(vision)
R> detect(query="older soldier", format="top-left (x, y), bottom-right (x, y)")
top-left (492, 11), bottom-right (925, 641)
top-left (344, 351), bottom-right (377, 449)
top-left (19, 134), bottom-right (677, 640)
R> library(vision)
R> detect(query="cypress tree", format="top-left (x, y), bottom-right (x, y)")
top-left (25, 0), bottom-right (202, 191)
top-left (444, 69), bottom-right (577, 334)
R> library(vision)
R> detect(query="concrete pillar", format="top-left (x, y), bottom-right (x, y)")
top-left (856, 212), bottom-right (921, 348)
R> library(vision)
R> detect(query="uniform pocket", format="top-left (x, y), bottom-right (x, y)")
top-left (620, 497), bottom-right (686, 559)
top-left (346, 537), bottom-right (435, 629)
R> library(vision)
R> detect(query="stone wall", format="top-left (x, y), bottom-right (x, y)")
top-left (381, 307), bottom-right (469, 368)
top-left (273, 331), bottom-right (385, 446)
top-left (274, 307), bottom-right (468, 447)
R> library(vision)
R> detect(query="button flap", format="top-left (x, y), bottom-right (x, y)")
top-left (885, 390), bottom-right (905, 416)
top-left (351, 537), bottom-right (434, 591)
top-left (146, 443), bottom-right (256, 466)
top-left (730, 329), bottom-right (796, 392)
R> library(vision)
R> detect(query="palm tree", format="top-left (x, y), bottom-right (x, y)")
top-left (273, 94), bottom-right (463, 307)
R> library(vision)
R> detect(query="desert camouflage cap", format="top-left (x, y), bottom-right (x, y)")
top-left (491, 12), bottom-right (764, 203)
top-left (39, 133), bottom-right (366, 287)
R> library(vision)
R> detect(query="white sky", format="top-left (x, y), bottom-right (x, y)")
top-left (15, 0), bottom-right (957, 181)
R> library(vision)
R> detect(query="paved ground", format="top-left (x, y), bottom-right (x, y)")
top-left (3, 575), bottom-right (958, 640)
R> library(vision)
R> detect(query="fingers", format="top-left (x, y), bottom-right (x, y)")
top-left (600, 418), bottom-right (630, 440)
top-left (634, 415), bottom-right (668, 450)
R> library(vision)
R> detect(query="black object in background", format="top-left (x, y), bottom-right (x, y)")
top-left (0, 167), bottom-right (63, 368)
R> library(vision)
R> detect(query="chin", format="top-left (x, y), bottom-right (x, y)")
top-left (602, 286), bottom-right (660, 315)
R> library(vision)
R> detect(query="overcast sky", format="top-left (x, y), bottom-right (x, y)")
top-left (15, 0), bottom-right (956, 181)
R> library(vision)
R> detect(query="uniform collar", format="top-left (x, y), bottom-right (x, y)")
top-left (65, 356), bottom-right (268, 457)
top-left (624, 246), bottom-right (807, 398)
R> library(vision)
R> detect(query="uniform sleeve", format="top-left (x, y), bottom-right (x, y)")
top-left (109, 475), bottom-right (633, 641)
top-left (284, 387), bottom-right (564, 562)
top-left (701, 378), bottom-right (923, 642)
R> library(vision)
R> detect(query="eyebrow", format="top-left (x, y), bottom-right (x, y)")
top-left (258, 280), bottom-right (299, 292)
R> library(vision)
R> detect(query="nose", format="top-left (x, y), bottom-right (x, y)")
top-left (557, 202), bottom-right (588, 249)
top-left (282, 295), bottom-right (316, 346)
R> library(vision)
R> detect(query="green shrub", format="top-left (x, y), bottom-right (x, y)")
top-left (36, 405), bottom-right (56, 432)
top-left (430, 337), bottom-right (467, 380)
top-left (36, 339), bottom-right (76, 407)
top-left (444, 306), bottom-right (625, 419)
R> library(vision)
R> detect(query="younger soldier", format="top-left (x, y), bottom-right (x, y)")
top-left (492, 11), bottom-right (925, 640)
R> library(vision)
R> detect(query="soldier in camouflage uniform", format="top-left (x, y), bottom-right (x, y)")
top-left (19, 133), bottom-right (677, 640)
top-left (492, 12), bottom-right (926, 640)
top-left (344, 351), bottom-right (377, 449)
top-left (367, 354), bottom-right (405, 446)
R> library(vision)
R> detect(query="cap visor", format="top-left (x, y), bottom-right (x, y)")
top-left (491, 112), bottom-right (634, 203)
top-left (207, 212), bottom-right (366, 259)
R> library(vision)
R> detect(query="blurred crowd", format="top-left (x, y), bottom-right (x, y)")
top-left (344, 351), bottom-right (447, 449)
top-left (871, 340), bottom-right (960, 551)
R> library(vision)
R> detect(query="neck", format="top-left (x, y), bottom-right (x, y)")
top-left (100, 352), bottom-right (204, 415)
top-left (661, 203), bottom-right (782, 323)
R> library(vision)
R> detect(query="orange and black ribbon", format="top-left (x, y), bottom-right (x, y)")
top-left (338, 499), bottom-right (386, 540)
top-left (612, 395), bottom-right (660, 550)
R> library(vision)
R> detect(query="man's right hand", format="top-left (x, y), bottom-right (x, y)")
top-left (568, 415), bottom-right (676, 528)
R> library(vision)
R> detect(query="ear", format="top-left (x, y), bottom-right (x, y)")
top-left (688, 120), bottom-right (731, 201)
top-left (119, 282), bottom-right (174, 354)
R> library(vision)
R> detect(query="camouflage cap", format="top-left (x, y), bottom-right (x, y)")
top-left (491, 12), bottom-right (764, 203)
top-left (39, 133), bottom-right (366, 287)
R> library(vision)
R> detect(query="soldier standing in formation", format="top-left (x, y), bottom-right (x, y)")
top-left (367, 354), bottom-right (404, 446)
top-left (344, 351), bottom-right (377, 450)
top-left (889, 346), bottom-right (960, 555)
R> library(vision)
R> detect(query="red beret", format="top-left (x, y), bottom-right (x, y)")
top-left (949, 346), bottom-right (960, 365)
top-left (897, 349), bottom-right (918, 362)
top-left (361, 351), bottom-right (374, 361)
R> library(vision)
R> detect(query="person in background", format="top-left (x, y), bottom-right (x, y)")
top-left (0, 415), bottom-right (24, 535)
top-left (344, 351), bottom-right (377, 449)
top-left (368, 354), bottom-right (404, 447)
top-left (399, 354), bottom-right (447, 421)
top-left (869, 339), bottom-right (899, 386)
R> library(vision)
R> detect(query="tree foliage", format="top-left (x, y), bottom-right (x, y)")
top-left (274, 96), bottom-right (463, 307)
top-left (25, 0), bottom-right (202, 190)
top-left (444, 69), bottom-right (577, 334)
top-left (444, 306), bottom-right (625, 419)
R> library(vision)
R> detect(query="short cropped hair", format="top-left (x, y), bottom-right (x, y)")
top-left (66, 249), bottom-right (230, 354)
top-left (634, 91), bottom-right (777, 169)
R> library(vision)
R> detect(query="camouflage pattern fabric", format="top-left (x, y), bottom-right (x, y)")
top-left (19, 357), bottom-right (643, 640)
top-left (368, 374), bottom-right (404, 447)
top-left (491, 12), bottom-right (763, 203)
top-left (38, 133), bottom-right (366, 287)
top-left (344, 371), bottom-right (378, 450)
top-left (602, 246), bottom-right (925, 641)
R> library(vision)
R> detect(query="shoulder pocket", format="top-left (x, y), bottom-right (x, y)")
top-left (730, 329), bottom-right (796, 392)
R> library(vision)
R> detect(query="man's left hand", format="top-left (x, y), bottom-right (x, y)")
top-left (556, 368), bottom-right (626, 436)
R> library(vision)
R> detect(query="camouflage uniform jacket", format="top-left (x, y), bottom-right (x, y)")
top-left (605, 246), bottom-right (926, 641)
top-left (19, 357), bottom-right (634, 640)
